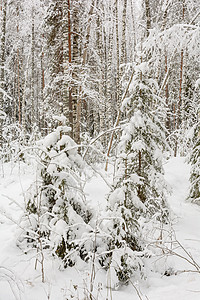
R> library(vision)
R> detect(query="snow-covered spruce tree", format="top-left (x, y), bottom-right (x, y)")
top-left (1, 122), bottom-right (40, 163)
top-left (188, 121), bottom-right (200, 204)
top-left (18, 116), bottom-right (93, 268)
top-left (100, 63), bottom-right (169, 286)
top-left (118, 62), bottom-right (169, 220)
top-left (188, 79), bottom-right (200, 204)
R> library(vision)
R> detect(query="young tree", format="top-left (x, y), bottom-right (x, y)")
top-left (188, 79), bottom-right (200, 204)
top-left (188, 122), bottom-right (200, 204)
top-left (18, 116), bottom-right (94, 267)
top-left (100, 62), bottom-right (169, 285)
top-left (0, 0), bottom-right (7, 144)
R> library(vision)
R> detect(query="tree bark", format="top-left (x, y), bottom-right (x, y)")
top-left (0, 0), bottom-right (7, 145)
top-left (115, 0), bottom-right (120, 107)
top-left (72, 0), bottom-right (80, 144)
top-left (67, 0), bottom-right (73, 135)
top-left (121, 0), bottom-right (127, 65)
top-left (144, 0), bottom-right (151, 36)
top-left (174, 0), bottom-right (185, 156)
top-left (31, 8), bottom-right (35, 125)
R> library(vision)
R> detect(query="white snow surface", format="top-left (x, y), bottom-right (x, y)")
top-left (1, 157), bottom-right (200, 299)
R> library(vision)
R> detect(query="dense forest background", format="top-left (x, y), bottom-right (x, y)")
top-left (0, 0), bottom-right (199, 152)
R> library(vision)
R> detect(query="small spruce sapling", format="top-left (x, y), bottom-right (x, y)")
top-left (188, 121), bottom-right (200, 204)
top-left (118, 62), bottom-right (169, 221)
top-left (101, 63), bottom-right (169, 285)
top-left (18, 116), bottom-right (93, 268)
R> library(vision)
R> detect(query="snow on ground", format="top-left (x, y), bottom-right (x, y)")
top-left (143, 157), bottom-right (200, 300)
top-left (0, 157), bottom-right (200, 299)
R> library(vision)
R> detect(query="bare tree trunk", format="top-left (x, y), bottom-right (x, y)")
top-left (174, 0), bottom-right (185, 157)
top-left (96, 0), bottom-right (106, 142)
top-left (67, 0), bottom-right (73, 135)
top-left (21, 54), bottom-right (30, 130)
top-left (130, 0), bottom-right (136, 61)
top-left (107, 22), bottom-right (114, 128)
top-left (40, 38), bottom-right (45, 135)
top-left (13, 59), bottom-right (17, 124)
top-left (115, 0), bottom-right (120, 107)
top-left (72, 0), bottom-right (80, 144)
top-left (165, 53), bottom-right (170, 132)
top-left (62, 1), bottom-right (70, 126)
top-left (121, 0), bottom-right (127, 66)
top-left (0, 0), bottom-right (6, 107)
top-left (16, 5), bottom-right (21, 125)
top-left (31, 8), bottom-right (35, 126)
top-left (0, 0), bottom-right (7, 145)
top-left (144, 0), bottom-right (151, 36)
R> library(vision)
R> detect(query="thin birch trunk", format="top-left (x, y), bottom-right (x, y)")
top-left (120, 0), bottom-right (127, 67)
top-left (72, 0), bottom-right (80, 144)
top-left (16, 6), bottom-right (21, 124)
top-left (115, 0), bottom-right (120, 107)
top-left (96, 0), bottom-right (106, 141)
top-left (31, 9), bottom-right (35, 126)
top-left (40, 38), bottom-right (45, 135)
top-left (21, 54), bottom-right (30, 130)
top-left (144, 0), bottom-right (151, 36)
top-left (130, 0), bottom-right (136, 61)
top-left (107, 22), bottom-right (114, 128)
top-left (165, 53), bottom-right (170, 132)
top-left (13, 60), bottom-right (17, 124)
top-left (174, 0), bottom-right (185, 157)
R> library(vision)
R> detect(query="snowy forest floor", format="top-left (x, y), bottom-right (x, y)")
top-left (1, 157), bottom-right (200, 300)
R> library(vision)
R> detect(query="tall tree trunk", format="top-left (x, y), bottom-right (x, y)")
top-left (31, 8), bottom-right (35, 126)
top-left (121, 0), bottom-right (127, 66)
top-left (40, 38), bottom-right (45, 135)
top-left (0, 0), bottom-right (7, 145)
top-left (144, 0), bottom-right (151, 36)
top-left (107, 22), bottom-right (114, 128)
top-left (174, 0), bottom-right (185, 157)
top-left (21, 54), bottom-right (30, 130)
top-left (13, 59), bottom-right (17, 124)
top-left (73, 0), bottom-right (94, 144)
top-left (165, 53), bottom-right (170, 132)
top-left (115, 0), bottom-right (120, 107)
top-left (96, 0), bottom-right (106, 141)
top-left (0, 0), bottom-right (6, 108)
top-left (16, 5), bottom-right (21, 124)
top-left (130, 0), bottom-right (136, 61)
top-left (72, 0), bottom-right (80, 144)
top-left (62, 0), bottom-right (71, 131)
top-left (67, 0), bottom-right (73, 135)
